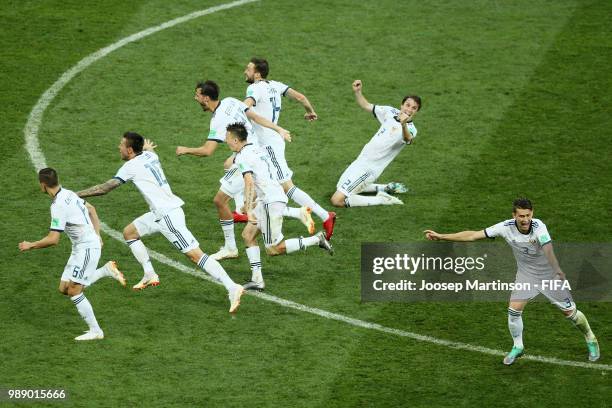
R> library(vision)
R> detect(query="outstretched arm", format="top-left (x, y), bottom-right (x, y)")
top-left (246, 109), bottom-right (292, 142)
top-left (176, 140), bottom-right (219, 157)
top-left (286, 88), bottom-right (317, 121)
top-left (424, 229), bottom-right (487, 242)
top-left (19, 230), bottom-right (61, 251)
top-left (399, 112), bottom-right (415, 144)
top-left (352, 80), bottom-right (374, 112)
top-left (78, 178), bottom-right (122, 198)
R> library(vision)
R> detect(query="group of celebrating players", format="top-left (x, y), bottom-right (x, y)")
top-left (19, 57), bottom-right (421, 341)
top-left (19, 57), bottom-right (599, 367)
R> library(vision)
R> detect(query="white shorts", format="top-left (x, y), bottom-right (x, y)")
top-left (510, 272), bottom-right (575, 312)
top-left (61, 247), bottom-right (102, 286)
top-left (255, 201), bottom-right (285, 247)
top-left (336, 160), bottom-right (379, 196)
top-left (219, 166), bottom-right (245, 198)
top-left (133, 207), bottom-right (199, 253)
top-left (264, 143), bottom-right (293, 183)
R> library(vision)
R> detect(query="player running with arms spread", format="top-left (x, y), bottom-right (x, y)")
top-left (425, 198), bottom-right (600, 364)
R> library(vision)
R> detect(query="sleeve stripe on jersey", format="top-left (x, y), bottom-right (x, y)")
top-left (113, 176), bottom-right (126, 184)
top-left (208, 139), bottom-right (224, 143)
top-left (372, 104), bottom-right (377, 118)
top-left (50, 228), bottom-right (64, 233)
top-left (484, 228), bottom-right (493, 239)
top-left (282, 87), bottom-right (290, 96)
top-left (246, 96), bottom-right (256, 105)
top-left (541, 239), bottom-right (552, 246)
top-left (241, 170), bottom-right (254, 176)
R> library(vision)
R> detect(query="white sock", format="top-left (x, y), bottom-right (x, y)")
top-left (287, 186), bottom-right (328, 221)
top-left (283, 206), bottom-right (302, 219)
top-left (568, 309), bottom-right (596, 342)
top-left (126, 239), bottom-right (155, 275)
top-left (71, 293), bottom-right (101, 332)
top-left (508, 308), bottom-right (524, 348)
top-left (197, 254), bottom-right (235, 291)
top-left (88, 263), bottom-right (112, 284)
top-left (345, 194), bottom-right (386, 207)
top-left (246, 246), bottom-right (263, 282)
top-left (219, 219), bottom-right (237, 250)
top-left (360, 183), bottom-right (386, 193)
top-left (284, 235), bottom-right (320, 254)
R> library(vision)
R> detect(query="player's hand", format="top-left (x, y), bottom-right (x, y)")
top-left (424, 230), bottom-right (440, 241)
top-left (304, 112), bottom-right (318, 121)
top-left (399, 111), bottom-right (412, 124)
top-left (279, 129), bottom-right (292, 142)
top-left (18, 241), bottom-right (33, 251)
top-left (176, 146), bottom-right (188, 156)
top-left (143, 139), bottom-right (157, 151)
top-left (352, 80), bottom-right (362, 92)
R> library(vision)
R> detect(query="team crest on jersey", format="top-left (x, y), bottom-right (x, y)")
top-left (208, 129), bottom-right (217, 138)
top-left (51, 217), bottom-right (60, 228)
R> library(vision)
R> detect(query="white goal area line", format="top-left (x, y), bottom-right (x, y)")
top-left (22, 0), bottom-right (610, 372)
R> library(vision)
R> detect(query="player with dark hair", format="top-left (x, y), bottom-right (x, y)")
top-left (19, 168), bottom-right (126, 340)
top-left (176, 80), bottom-right (301, 261)
top-left (243, 57), bottom-right (337, 240)
top-left (424, 198), bottom-right (600, 364)
top-left (331, 80), bottom-right (422, 208)
top-left (226, 123), bottom-right (333, 291)
top-left (78, 132), bottom-right (244, 312)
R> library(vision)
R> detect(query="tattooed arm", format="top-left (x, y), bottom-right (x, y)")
top-left (77, 178), bottom-right (122, 198)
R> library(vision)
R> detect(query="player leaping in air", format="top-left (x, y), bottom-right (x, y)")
top-left (331, 80), bottom-right (422, 208)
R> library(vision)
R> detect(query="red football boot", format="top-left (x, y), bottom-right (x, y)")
top-left (323, 211), bottom-right (336, 240)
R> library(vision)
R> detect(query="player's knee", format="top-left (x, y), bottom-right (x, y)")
top-left (330, 193), bottom-right (346, 208)
top-left (123, 224), bottom-right (138, 240)
top-left (213, 193), bottom-right (229, 209)
top-left (66, 285), bottom-right (82, 297)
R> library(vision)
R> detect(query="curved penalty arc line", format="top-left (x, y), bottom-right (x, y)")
top-left (22, 0), bottom-right (611, 372)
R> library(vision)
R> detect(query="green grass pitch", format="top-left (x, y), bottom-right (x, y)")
top-left (1, 0), bottom-right (611, 406)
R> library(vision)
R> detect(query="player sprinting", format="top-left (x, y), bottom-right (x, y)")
top-left (425, 198), bottom-right (600, 364)
top-left (176, 80), bottom-right (308, 261)
top-left (19, 168), bottom-right (126, 341)
top-left (77, 132), bottom-right (244, 313)
top-left (330, 80), bottom-right (422, 208)
top-left (226, 123), bottom-right (333, 291)
top-left (243, 57), bottom-right (336, 240)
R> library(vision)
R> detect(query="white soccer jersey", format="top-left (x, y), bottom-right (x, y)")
top-left (356, 105), bottom-right (418, 173)
top-left (234, 143), bottom-right (287, 205)
top-left (50, 188), bottom-right (100, 248)
top-left (207, 97), bottom-right (257, 145)
top-left (114, 151), bottom-right (184, 219)
top-left (245, 80), bottom-right (290, 147)
top-left (485, 218), bottom-right (554, 277)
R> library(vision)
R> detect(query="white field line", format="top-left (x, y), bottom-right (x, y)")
top-left (22, 0), bottom-right (610, 372)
